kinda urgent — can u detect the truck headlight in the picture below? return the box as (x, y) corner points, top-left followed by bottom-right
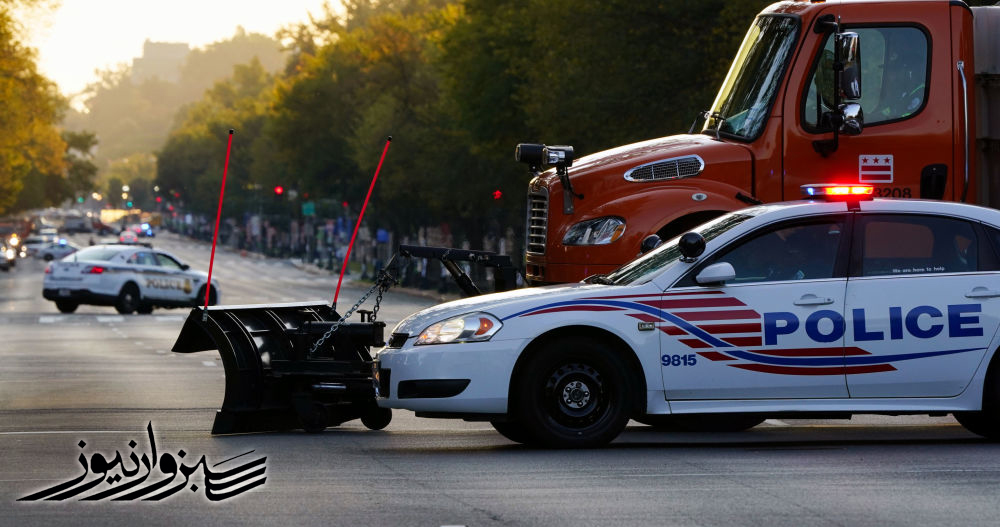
(416, 313), (502, 345)
(562, 217), (626, 245)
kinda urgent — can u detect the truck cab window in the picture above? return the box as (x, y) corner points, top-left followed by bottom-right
(803, 26), (927, 130)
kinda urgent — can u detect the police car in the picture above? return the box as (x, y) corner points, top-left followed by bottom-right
(42, 244), (220, 314)
(376, 185), (1000, 447)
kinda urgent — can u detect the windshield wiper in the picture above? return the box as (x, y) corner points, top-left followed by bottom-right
(583, 274), (613, 285)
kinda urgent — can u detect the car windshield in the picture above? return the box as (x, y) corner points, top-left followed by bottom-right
(703, 15), (799, 140)
(71, 246), (123, 261)
(604, 212), (758, 285)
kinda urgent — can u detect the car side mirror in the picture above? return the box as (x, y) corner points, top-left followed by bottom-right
(180, 264), (190, 271)
(838, 32), (861, 100)
(695, 262), (735, 285)
(640, 234), (662, 254)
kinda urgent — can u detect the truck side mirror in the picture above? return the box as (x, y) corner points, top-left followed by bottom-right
(839, 102), (864, 136)
(838, 32), (861, 100)
(696, 262), (735, 285)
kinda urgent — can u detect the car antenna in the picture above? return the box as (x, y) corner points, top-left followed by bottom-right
(332, 136), (392, 311)
(203, 129), (234, 322)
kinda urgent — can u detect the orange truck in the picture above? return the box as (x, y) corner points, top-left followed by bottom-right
(521, 0), (1000, 285)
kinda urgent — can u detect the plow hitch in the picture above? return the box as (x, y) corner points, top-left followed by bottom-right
(172, 301), (391, 434)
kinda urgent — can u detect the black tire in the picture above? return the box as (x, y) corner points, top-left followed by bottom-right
(195, 285), (218, 307)
(513, 336), (635, 448)
(115, 283), (140, 314)
(955, 357), (1000, 440)
(299, 403), (329, 433)
(136, 304), (154, 315)
(361, 407), (392, 430)
(55, 300), (78, 314)
(490, 420), (536, 444)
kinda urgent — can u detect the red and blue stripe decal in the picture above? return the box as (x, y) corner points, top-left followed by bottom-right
(504, 292), (982, 376)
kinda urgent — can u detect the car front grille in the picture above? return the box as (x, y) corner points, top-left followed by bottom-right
(624, 155), (705, 182)
(526, 189), (549, 255)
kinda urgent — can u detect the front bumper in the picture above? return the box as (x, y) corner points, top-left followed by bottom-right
(375, 337), (526, 414)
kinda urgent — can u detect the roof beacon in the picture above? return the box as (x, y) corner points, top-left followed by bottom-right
(800, 183), (874, 200)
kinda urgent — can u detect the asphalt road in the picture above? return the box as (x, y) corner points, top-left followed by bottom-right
(3, 232), (1000, 526)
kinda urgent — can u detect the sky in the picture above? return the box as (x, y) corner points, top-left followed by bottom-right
(22, 0), (331, 101)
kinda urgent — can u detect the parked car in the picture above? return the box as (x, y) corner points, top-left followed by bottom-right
(36, 241), (80, 261)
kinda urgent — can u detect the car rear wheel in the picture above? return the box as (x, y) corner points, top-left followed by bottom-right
(513, 337), (634, 448)
(115, 284), (140, 314)
(55, 300), (78, 314)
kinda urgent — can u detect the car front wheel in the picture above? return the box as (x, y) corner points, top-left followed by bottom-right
(513, 337), (634, 448)
(55, 300), (78, 314)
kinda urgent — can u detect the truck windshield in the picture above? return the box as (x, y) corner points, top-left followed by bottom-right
(604, 212), (756, 285)
(704, 15), (799, 141)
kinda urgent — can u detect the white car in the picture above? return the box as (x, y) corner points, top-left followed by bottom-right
(377, 186), (1000, 447)
(43, 244), (220, 314)
(21, 235), (54, 257)
(36, 241), (80, 261)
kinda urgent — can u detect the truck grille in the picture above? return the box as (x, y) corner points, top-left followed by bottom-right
(623, 155), (705, 182)
(526, 189), (549, 254)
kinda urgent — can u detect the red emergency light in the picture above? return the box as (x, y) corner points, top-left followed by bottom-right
(801, 183), (874, 200)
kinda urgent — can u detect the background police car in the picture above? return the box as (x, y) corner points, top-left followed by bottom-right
(377, 193), (1000, 447)
(42, 244), (219, 314)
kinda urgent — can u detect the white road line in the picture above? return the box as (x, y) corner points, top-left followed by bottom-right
(155, 350), (166, 354)
(38, 316), (65, 324)
(202, 361), (217, 367)
(97, 316), (124, 323)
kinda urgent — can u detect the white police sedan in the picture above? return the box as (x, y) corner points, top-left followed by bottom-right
(43, 244), (220, 314)
(377, 185), (1000, 447)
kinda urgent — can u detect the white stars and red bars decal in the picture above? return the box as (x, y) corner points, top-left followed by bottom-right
(859, 154), (893, 183)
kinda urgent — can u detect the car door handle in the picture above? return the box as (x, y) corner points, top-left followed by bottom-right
(793, 294), (834, 306)
(965, 287), (1000, 299)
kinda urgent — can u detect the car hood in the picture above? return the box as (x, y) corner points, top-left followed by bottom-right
(392, 282), (627, 336)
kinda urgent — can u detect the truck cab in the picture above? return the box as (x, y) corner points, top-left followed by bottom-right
(525, 0), (995, 285)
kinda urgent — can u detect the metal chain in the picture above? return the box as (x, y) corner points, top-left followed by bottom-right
(308, 270), (395, 356)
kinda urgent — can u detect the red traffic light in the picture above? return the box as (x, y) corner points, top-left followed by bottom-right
(493, 190), (503, 200)
(155, 196), (162, 203)
(274, 185), (284, 196)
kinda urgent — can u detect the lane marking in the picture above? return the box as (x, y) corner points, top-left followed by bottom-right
(202, 361), (217, 367)
(97, 316), (124, 323)
(38, 316), (65, 324)
(156, 350), (166, 354)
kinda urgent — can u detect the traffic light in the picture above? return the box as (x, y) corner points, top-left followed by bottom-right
(76, 196), (85, 203)
(155, 196), (162, 203)
(493, 190), (503, 200)
(274, 185), (284, 196)
(126, 201), (133, 208)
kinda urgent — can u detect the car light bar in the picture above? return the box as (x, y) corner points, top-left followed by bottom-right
(801, 183), (874, 199)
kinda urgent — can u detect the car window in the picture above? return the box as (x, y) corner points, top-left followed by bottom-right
(73, 246), (124, 261)
(155, 253), (183, 270)
(683, 217), (847, 285)
(856, 215), (977, 276)
(803, 26), (927, 130)
(127, 251), (158, 266)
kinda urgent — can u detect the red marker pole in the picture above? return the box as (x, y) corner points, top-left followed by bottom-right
(203, 129), (234, 317)
(333, 136), (392, 307)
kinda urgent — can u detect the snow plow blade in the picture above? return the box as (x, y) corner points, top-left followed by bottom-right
(172, 301), (390, 434)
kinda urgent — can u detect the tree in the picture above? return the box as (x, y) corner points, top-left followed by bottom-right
(0, 2), (66, 213)
(63, 130), (98, 195)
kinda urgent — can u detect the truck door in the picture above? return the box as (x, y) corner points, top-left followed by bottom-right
(661, 216), (850, 400)
(782, 4), (954, 201)
(844, 213), (1000, 398)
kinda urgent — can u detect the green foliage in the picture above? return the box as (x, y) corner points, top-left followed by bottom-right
(0, 3), (66, 213)
(154, 0), (779, 247)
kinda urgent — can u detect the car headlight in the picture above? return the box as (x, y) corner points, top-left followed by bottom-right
(562, 216), (626, 245)
(415, 312), (502, 345)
